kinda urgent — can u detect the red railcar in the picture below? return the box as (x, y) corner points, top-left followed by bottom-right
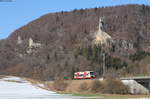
(74, 71), (96, 79)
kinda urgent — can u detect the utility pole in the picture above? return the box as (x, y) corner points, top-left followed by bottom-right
(102, 51), (105, 78)
(99, 17), (106, 78)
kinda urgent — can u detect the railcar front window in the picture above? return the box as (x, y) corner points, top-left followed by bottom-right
(90, 72), (95, 76)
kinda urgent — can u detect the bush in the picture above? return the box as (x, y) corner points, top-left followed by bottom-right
(129, 51), (150, 62)
(89, 79), (129, 94)
(91, 80), (103, 93)
(102, 78), (129, 94)
(79, 82), (89, 92)
(53, 80), (68, 91)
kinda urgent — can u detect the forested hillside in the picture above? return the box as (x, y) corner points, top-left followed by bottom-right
(0, 4), (150, 80)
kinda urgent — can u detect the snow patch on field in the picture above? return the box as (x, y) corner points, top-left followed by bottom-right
(0, 76), (61, 99)
(0, 76), (27, 83)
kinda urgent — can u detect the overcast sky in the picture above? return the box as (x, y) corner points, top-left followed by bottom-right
(0, 0), (149, 39)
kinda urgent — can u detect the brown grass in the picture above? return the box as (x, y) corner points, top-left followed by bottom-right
(0, 75), (7, 79)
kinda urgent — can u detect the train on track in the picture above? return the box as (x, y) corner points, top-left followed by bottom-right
(74, 71), (96, 79)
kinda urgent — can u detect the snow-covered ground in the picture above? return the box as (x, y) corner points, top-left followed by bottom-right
(0, 76), (76, 99)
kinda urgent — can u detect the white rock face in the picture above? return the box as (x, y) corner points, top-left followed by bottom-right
(94, 29), (112, 45)
(29, 38), (41, 48)
(17, 36), (23, 44)
(93, 18), (113, 45)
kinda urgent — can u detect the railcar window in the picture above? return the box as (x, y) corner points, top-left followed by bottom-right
(79, 74), (84, 76)
(86, 73), (89, 76)
(90, 72), (95, 75)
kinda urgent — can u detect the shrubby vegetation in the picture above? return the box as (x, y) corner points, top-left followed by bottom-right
(79, 79), (129, 94)
(129, 51), (150, 62)
(52, 79), (129, 94)
(102, 79), (129, 94)
(90, 80), (103, 93)
(79, 82), (89, 92)
(53, 80), (69, 91)
(77, 45), (127, 70)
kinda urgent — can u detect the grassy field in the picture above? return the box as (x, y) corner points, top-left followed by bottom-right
(73, 93), (150, 99)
